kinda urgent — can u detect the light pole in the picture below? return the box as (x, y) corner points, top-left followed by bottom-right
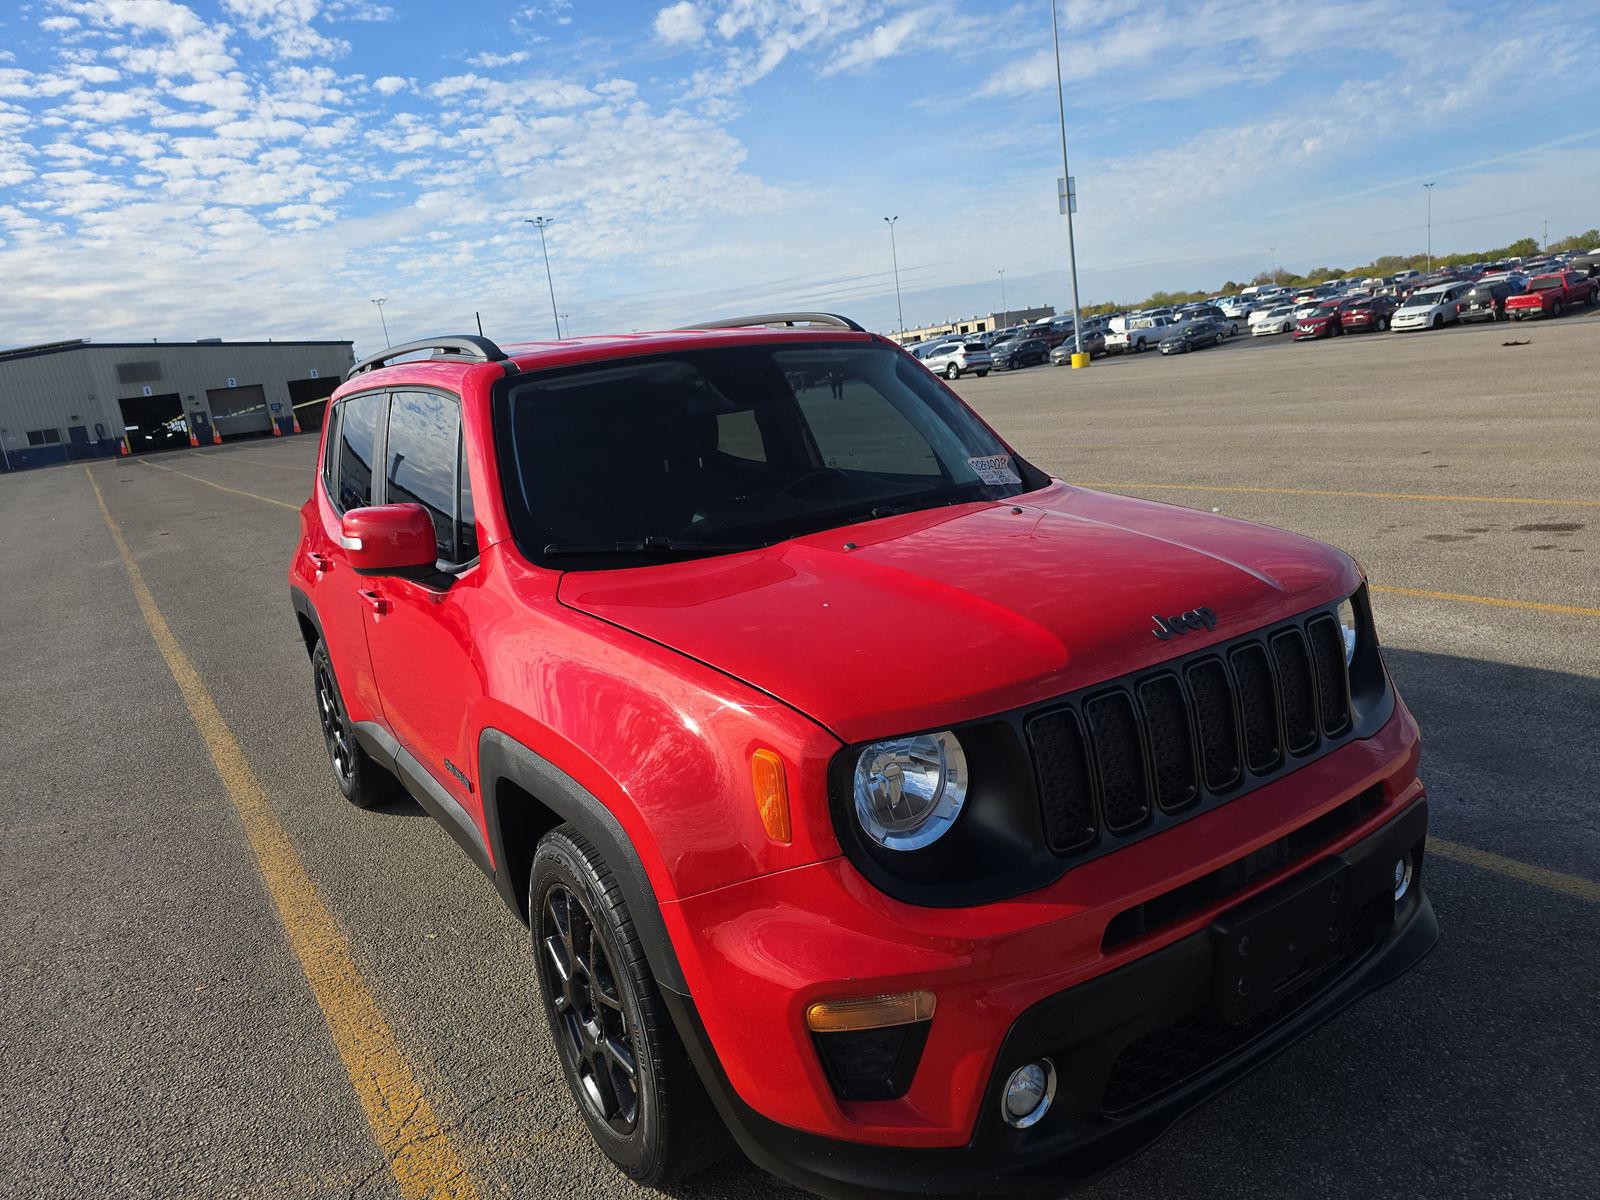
(884, 216), (905, 338)
(1423, 182), (1434, 272)
(371, 298), (390, 347)
(1270, 246), (1277, 285)
(561, 313), (571, 339)
(525, 217), (561, 339)
(1543, 220), (1549, 252)
(1050, 0), (1084, 360)
(998, 269), (1008, 329)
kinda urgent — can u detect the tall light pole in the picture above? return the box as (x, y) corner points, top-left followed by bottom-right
(371, 298), (390, 348)
(1542, 220), (1549, 252)
(525, 217), (561, 339)
(884, 216), (905, 338)
(1423, 182), (1434, 272)
(1050, 0), (1084, 359)
(1270, 246), (1278, 285)
(561, 313), (571, 339)
(998, 269), (1008, 329)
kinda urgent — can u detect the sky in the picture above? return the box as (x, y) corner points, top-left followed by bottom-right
(2, 0), (1599, 355)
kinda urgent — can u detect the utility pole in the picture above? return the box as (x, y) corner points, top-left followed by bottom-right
(1543, 220), (1549, 252)
(998, 269), (1007, 329)
(1050, 0), (1084, 361)
(371, 298), (390, 347)
(884, 216), (905, 338)
(525, 217), (561, 339)
(1423, 183), (1434, 272)
(1270, 247), (1277, 285)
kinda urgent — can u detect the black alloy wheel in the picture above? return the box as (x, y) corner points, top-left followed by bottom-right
(542, 881), (640, 1134)
(315, 660), (354, 786)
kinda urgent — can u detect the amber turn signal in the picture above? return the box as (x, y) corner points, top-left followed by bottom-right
(751, 748), (791, 844)
(805, 990), (937, 1033)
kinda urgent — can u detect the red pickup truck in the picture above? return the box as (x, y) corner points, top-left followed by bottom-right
(1505, 271), (1597, 319)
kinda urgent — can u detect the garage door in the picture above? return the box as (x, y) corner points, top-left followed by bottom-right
(206, 384), (272, 436)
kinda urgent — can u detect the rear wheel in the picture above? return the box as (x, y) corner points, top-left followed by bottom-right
(1550, 300), (1563, 318)
(311, 640), (398, 809)
(1379, 316), (1390, 331)
(976, 370), (989, 377)
(531, 827), (727, 1186)
(945, 363), (960, 380)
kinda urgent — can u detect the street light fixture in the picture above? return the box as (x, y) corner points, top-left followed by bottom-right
(371, 298), (390, 348)
(884, 216), (905, 338)
(1050, 0), (1085, 361)
(525, 217), (562, 339)
(1423, 183), (1434, 272)
(998, 269), (1008, 329)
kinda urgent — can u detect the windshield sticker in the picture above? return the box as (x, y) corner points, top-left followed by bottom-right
(968, 454), (1021, 486)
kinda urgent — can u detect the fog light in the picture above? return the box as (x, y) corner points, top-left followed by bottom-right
(1394, 852), (1413, 901)
(1001, 1060), (1056, 1129)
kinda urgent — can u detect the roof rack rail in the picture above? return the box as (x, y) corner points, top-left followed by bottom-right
(679, 312), (866, 333)
(346, 334), (507, 380)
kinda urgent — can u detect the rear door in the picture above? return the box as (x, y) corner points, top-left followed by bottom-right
(360, 388), (488, 833)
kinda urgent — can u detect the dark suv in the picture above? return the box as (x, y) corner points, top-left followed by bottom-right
(289, 314), (1435, 1199)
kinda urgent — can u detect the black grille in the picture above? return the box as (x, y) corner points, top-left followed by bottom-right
(1187, 658), (1242, 793)
(1026, 607), (1361, 861)
(1138, 674), (1198, 814)
(1029, 708), (1097, 853)
(812, 1022), (931, 1101)
(1271, 629), (1319, 755)
(1306, 615), (1353, 736)
(1229, 643), (1282, 773)
(1084, 692), (1150, 834)
(1101, 893), (1391, 1115)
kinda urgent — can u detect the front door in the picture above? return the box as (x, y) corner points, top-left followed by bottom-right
(361, 389), (486, 830)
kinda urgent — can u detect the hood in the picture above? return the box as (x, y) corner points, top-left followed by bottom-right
(557, 483), (1359, 744)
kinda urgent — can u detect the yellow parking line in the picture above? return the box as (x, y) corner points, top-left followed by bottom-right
(1370, 584), (1600, 619)
(1429, 838), (1600, 904)
(138, 457), (300, 510)
(189, 450), (313, 472)
(86, 468), (482, 1200)
(1074, 481), (1600, 508)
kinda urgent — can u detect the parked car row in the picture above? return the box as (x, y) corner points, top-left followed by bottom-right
(900, 248), (1599, 377)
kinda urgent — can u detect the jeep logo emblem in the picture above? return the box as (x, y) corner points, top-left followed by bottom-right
(1152, 607), (1218, 640)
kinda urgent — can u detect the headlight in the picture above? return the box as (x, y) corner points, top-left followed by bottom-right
(853, 731), (968, 851)
(1336, 596), (1358, 664)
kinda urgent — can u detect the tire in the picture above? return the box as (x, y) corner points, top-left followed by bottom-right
(1133, 339), (1145, 353)
(1550, 300), (1563, 319)
(945, 363), (960, 380)
(1431, 314), (1442, 329)
(1379, 316), (1390, 331)
(976, 370), (989, 377)
(311, 639), (399, 808)
(531, 826), (727, 1187)
(1214, 333), (1225, 346)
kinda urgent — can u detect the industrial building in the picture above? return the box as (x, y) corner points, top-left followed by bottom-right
(892, 305), (1057, 347)
(0, 338), (354, 471)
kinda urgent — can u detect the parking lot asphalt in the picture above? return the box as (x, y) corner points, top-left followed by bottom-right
(2, 311), (1596, 1200)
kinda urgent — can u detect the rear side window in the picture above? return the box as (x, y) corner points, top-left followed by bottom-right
(383, 390), (460, 561)
(336, 392), (384, 512)
(321, 404), (341, 500)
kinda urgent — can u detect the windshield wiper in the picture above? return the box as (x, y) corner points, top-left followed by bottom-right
(543, 536), (765, 557)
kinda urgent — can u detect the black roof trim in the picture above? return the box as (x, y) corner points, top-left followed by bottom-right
(678, 312), (866, 333)
(0, 339), (354, 365)
(346, 335), (507, 380)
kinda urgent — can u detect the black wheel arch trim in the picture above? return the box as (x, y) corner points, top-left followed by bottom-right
(289, 585), (324, 657)
(478, 728), (689, 995)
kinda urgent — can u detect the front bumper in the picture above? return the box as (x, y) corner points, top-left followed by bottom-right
(660, 700), (1431, 1190)
(670, 795), (1434, 1200)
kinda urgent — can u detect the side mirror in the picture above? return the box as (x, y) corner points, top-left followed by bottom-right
(341, 504), (438, 577)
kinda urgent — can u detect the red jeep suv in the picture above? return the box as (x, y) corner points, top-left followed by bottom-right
(289, 314), (1436, 1198)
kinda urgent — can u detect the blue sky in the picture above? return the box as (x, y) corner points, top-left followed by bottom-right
(2, 0), (1598, 354)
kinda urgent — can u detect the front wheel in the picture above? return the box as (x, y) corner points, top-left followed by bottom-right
(976, 370), (989, 377)
(945, 363), (960, 380)
(531, 827), (727, 1187)
(1214, 333), (1225, 346)
(1431, 314), (1442, 329)
(311, 640), (399, 809)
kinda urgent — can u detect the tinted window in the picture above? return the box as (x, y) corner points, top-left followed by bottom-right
(336, 392), (383, 512)
(384, 390), (460, 560)
(321, 404), (341, 499)
(457, 431), (479, 562)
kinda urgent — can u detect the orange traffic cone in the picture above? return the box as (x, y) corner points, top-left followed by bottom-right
(188, 430), (199, 447)
(291, 411), (302, 434)
(212, 429), (222, 444)
(271, 418), (282, 436)
(119, 438), (130, 456)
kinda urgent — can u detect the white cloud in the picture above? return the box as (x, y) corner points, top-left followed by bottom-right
(467, 50), (529, 68)
(40, 16), (81, 32)
(372, 74), (409, 95)
(654, 2), (706, 44)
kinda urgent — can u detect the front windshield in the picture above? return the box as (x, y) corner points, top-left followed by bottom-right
(494, 342), (1047, 566)
(1311, 304), (1339, 316)
(1400, 292), (1444, 308)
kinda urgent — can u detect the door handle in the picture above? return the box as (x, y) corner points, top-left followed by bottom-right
(358, 588), (389, 616)
(307, 551), (333, 573)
